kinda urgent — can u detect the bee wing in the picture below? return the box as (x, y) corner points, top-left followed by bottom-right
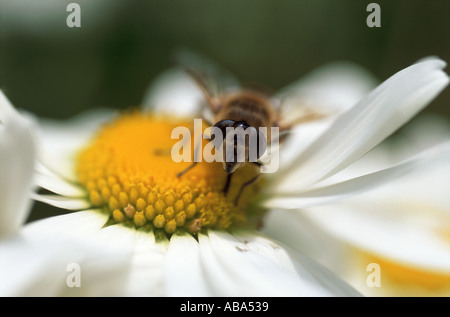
(275, 91), (329, 131)
(275, 62), (378, 130)
(142, 67), (206, 117)
(175, 49), (241, 114)
(274, 76), (325, 129)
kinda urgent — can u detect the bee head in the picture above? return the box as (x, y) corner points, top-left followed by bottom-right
(212, 120), (267, 174)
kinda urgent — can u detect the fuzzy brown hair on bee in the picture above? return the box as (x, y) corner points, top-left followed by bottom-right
(175, 51), (325, 205)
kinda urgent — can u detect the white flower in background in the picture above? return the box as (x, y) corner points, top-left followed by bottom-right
(0, 57), (449, 296)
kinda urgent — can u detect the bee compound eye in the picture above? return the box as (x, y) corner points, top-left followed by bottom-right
(212, 120), (235, 138)
(257, 130), (267, 159)
(244, 126), (266, 161)
(233, 121), (250, 129)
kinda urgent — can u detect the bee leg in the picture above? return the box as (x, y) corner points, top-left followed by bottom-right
(177, 161), (198, 178)
(234, 173), (262, 206)
(223, 173), (233, 194)
(177, 134), (202, 178)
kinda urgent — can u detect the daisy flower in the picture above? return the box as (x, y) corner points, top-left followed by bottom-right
(0, 57), (448, 296)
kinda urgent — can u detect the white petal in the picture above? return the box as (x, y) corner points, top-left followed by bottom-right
(275, 58), (449, 192)
(279, 243), (362, 297)
(367, 159), (450, 214)
(30, 193), (91, 210)
(302, 200), (450, 273)
(334, 116), (450, 212)
(120, 228), (166, 296)
(197, 230), (359, 296)
(0, 233), (75, 296)
(32, 218), (166, 296)
(142, 67), (204, 117)
(2, 209), (168, 296)
(35, 108), (116, 181)
(34, 171), (85, 197)
(0, 211), (131, 296)
(198, 231), (304, 296)
(38, 151), (79, 183)
(23, 209), (108, 238)
(0, 91), (36, 238)
(22, 213), (143, 296)
(300, 144), (450, 273)
(232, 231), (360, 296)
(315, 115), (450, 189)
(277, 119), (335, 171)
(164, 233), (210, 296)
(265, 141), (450, 209)
(261, 209), (351, 272)
(296, 117), (450, 275)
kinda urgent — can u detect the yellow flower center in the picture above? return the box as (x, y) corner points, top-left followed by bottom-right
(76, 112), (264, 238)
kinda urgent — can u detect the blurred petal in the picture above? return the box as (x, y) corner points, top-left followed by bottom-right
(34, 171), (85, 197)
(23, 209), (108, 237)
(298, 120), (450, 273)
(35, 108), (116, 181)
(3, 211), (171, 296)
(277, 61), (377, 117)
(302, 201), (450, 273)
(275, 58), (449, 192)
(25, 212), (167, 296)
(265, 141), (450, 209)
(142, 67), (204, 118)
(0, 91), (36, 238)
(0, 234), (79, 296)
(385, 114), (450, 161)
(0, 210), (132, 296)
(0, 90), (21, 121)
(30, 193), (91, 210)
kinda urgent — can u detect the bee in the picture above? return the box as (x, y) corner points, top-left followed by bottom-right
(175, 50), (324, 205)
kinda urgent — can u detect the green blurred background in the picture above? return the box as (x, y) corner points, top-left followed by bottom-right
(0, 0), (449, 221)
(1, 0), (449, 119)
